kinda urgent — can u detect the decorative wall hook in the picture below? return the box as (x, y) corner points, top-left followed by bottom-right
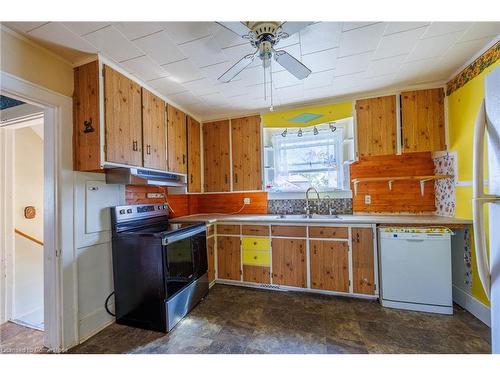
(83, 118), (95, 133)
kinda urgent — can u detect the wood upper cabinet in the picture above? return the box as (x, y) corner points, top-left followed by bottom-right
(203, 120), (231, 192)
(187, 116), (202, 192)
(401, 88), (446, 152)
(231, 115), (262, 191)
(103, 64), (143, 166)
(167, 105), (187, 174)
(217, 236), (241, 280)
(351, 228), (375, 295)
(310, 240), (349, 292)
(355, 95), (397, 157)
(142, 88), (167, 171)
(271, 238), (307, 288)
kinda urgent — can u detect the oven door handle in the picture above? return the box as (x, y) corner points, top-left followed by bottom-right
(162, 225), (206, 245)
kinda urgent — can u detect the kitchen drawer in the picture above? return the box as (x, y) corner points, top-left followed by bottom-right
(243, 265), (270, 284)
(217, 224), (240, 235)
(207, 225), (215, 237)
(242, 237), (270, 251)
(242, 225), (270, 236)
(309, 226), (348, 239)
(271, 225), (307, 237)
(242, 249), (270, 266)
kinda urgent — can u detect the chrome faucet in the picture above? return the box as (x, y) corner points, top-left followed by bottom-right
(323, 194), (335, 216)
(305, 187), (320, 218)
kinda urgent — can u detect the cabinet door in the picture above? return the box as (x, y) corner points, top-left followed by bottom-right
(271, 238), (306, 288)
(401, 88), (445, 152)
(103, 65), (143, 166)
(203, 120), (231, 192)
(356, 95), (396, 157)
(310, 240), (349, 292)
(351, 228), (375, 295)
(167, 105), (187, 174)
(142, 88), (166, 171)
(217, 236), (241, 280)
(207, 236), (215, 283)
(231, 115), (262, 191)
(187, 116), (202, 192)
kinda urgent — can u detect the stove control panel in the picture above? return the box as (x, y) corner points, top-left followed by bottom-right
(113, 203), (168, 223)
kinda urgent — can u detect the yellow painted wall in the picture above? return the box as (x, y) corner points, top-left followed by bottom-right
(448, 59), (499, 305)
(0, 28), (74, 97)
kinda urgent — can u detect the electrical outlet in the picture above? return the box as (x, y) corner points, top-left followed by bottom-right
(364, 195), (371, 205)
(243, 197), (251, 205)
(146, 193), (165, 199)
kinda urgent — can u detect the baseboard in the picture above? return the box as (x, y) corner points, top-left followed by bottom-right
(453, 285), (491, 327)
(77, 303), (115, 345)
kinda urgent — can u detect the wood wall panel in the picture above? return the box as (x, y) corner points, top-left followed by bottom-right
(350, 152), (436, 213)
(191, 192), (268, 214)
(125, 185), (167, 204)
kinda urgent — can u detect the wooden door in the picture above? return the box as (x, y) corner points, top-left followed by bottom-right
(231, 115), (262, 191)
(271, 238), (306, 288)
(351, 228), (375, 295)
(207, 236), (215, 283)
(203, 120), (231, 192)
(217, 236), (241, 280)
(401, 88), (445, 152)
(356, 95), (397, 157)
(103, 65), (143, 166)
(142, 88), (167, 171)
(167, 104), (187, 173)
(310, 240), (349, 292)
(187, 116), (202, 192)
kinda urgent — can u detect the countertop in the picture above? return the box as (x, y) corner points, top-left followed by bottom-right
(171, 213), (471, 226)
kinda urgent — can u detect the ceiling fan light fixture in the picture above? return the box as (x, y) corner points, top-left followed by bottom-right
(329, 122), (337, 133)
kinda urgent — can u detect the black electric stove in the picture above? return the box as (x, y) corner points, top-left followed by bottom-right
(110, 203), (208, 332)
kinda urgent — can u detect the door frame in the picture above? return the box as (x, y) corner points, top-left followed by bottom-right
(0, 71), (77, 351)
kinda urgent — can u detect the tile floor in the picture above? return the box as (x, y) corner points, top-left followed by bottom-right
(68, 285), (491, 354)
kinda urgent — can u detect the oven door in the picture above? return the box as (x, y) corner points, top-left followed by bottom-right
(163, 225), (207, 300)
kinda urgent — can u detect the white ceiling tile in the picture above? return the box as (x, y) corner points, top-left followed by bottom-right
(342, 22), (381, 32)
(272, 69), (304, 89)
(3, 22), (48, 33)
(212, 23), (248, 49)
(302, 47), (339, 73)
(276, 84), (304, 100)
(200, 92), (230, 106)
(161, 59), (204, 83)
(27, 23), (96, 53)
(120, 55), (169, 82)
(222, 43), (259, 67)
(300, 22), (342, 55)
(113, 22), (163, 40)
(422, 22), (470, 39)
(384, 22), (430, 35)
(362, 74), (398, 90)
(364, 54), (407, 78)
(302, 69), (335, 90)
(134, 31), (186, 65)
(148, 77), (187, 95)
(62, 22), (111, 36)
(396, 58), (434, 82)
(275, 32), (300, 48)
(215, 80), (250, 97)
(338, 23), (387, 57)
(332, 73), (362, 90)
(200, 61), (234, 82)
(84, 25), (143, 62)
(335, 52), (373, 76)
(237, 65), (266, 86)
(372, 27), (427, 60)
(162, 22), (215, 45)
(406, 31), (464, 62)
(178, 35), (228, 68)
(459, 22), (500, 42)
(183, 78), (219, 96)
(169, 91), (202, 108)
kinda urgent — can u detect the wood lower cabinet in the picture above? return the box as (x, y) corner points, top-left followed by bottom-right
(167, 105), (187, 174)
(310, 240), (349, 292)
(351, 228), (375, 294)
(217, 236), (241, 281)
(103, 64), (143, 166)
(231, 115), (262, 191)
(187, 116), (201, 192)
(203, 120), (231, 192)
(207, 236), (215, 283)
(271, 238), (307, 288)
(142, 88), (166, 170)
(243, 265), (270, 284)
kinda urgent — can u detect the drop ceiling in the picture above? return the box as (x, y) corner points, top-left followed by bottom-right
(3, 21), (499, 120)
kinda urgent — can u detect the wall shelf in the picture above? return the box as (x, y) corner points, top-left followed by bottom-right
(351, 175), (453, 196)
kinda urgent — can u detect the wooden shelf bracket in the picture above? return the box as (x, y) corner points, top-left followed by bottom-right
(351, 175), (453, 196)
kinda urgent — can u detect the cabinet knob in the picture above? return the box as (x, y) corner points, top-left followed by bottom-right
(83, 118), (94, 133)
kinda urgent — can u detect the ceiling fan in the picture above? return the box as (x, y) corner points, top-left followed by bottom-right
(217, 21), (313, 83)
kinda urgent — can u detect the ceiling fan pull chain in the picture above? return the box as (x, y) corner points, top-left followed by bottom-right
(263, 58), (267, 101)
(270, 58), (274, 111)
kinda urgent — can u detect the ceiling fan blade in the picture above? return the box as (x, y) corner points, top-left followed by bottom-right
(218, 52), (256, 83)
(216, 22), (252, 36)
(274, 50), (312, 80)
(279, 22), (313, 37)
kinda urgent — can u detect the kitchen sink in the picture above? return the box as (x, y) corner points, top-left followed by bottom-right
(275, 214), (342, 220)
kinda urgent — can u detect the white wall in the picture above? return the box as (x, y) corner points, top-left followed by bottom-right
(13, 125), (44, 321)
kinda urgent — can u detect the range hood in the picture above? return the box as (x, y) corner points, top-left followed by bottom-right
(106, 168), (186, 187)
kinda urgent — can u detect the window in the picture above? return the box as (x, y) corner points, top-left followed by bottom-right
(263, 120), (354, 193)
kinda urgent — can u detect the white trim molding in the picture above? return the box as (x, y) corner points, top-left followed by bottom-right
(453, 285), (491, 327)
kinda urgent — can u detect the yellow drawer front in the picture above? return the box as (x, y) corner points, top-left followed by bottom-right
(242, 250), (270, 266)
(242, 237), (270, 251)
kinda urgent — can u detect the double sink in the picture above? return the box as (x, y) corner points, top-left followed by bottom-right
(274, 214), (343, 220)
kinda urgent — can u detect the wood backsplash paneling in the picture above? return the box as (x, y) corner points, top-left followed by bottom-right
(350, 152), (436, 213)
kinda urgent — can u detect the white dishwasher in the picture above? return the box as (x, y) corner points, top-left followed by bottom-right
(379, 227), (453, 315)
